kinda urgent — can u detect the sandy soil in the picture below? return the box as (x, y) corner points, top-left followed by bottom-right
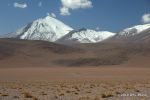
(0, 67), (150, 100)
(0, 67), (150, 81)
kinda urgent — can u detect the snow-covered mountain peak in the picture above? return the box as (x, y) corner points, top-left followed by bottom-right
(118, 24), (150, 37)
(5, 15), (73, 42)
(57, 29), (115, 44)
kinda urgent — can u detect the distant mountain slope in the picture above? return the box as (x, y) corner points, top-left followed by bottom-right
(115, 24), (150, 38)
(57, 28), (115, 44)
(4, 16), (73, 42)
(105, 24), (150, 43)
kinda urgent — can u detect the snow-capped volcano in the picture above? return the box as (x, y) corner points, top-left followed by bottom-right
(116, 24), (150, 38)
(57, 28), (115, 44)
(5, 15), (73, 42)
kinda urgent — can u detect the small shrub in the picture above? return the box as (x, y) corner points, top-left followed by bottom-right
(1, 93), (9, 97)
(74, 92), (79, 95)
(23, 92), (33, 98)
(101, 91), (114, 98)
(59, 93), (65, 96)
(66, 90), (71, 93)
(32, 96), (38, 100)
(53, 95), (58, 99)
(135, 89), (140, 92)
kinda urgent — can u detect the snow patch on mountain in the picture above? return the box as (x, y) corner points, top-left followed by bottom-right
(117, 24), (150, 37)
(57, 28), (115, 44)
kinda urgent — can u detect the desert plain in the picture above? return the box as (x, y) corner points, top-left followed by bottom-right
(0, 66), (150, 100)
(0, 39), (150, 100)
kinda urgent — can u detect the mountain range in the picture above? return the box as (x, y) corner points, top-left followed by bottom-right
(3, 15), (150, 44)
(0, 15), (150, 67)
(2, 16), (115, 44)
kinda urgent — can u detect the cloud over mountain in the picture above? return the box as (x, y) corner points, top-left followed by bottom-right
(60, 0), (92, 16)
(142, 13), (150, 23)
(13, 2), (27, 9)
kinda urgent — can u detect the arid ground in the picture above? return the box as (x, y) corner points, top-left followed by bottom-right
(0, 67), (150, 100)
(0, 39), (150, 100)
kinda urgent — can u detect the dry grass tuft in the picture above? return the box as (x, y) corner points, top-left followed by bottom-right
(79, 95), (90, 100)
(59, 92), (65, 96)
(101, 91), (115, 98)
(1, 93), (9, 97)
(23, 92), (33, 98)
(66, 90), (71, 93)
(23, 92), (38, 100)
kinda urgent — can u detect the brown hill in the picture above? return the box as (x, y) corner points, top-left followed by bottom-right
(0, 38), (150, 67)
(0, 38), (84, 67)
(57, 42), (150, 67)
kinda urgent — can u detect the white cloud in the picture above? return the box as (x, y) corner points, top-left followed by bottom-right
(38, 1), (42, 7)
(47, 13), (56, 18)
(14, 2), (27, 9)
(60, 0), (93, 16)
(60, 7), (70, 16)
(142, 14), (150, 23)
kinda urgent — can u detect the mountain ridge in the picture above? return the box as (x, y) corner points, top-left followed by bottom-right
(3, 16), (116, 44)
(2, 15), (150, 44)
(56, 28), (115, 44)
(115, 23), (150, 38)
(4, 15), (73, 42)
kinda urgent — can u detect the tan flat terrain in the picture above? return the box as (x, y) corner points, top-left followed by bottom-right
(0, 67), (150, 100)
(0, 67), (150, 81)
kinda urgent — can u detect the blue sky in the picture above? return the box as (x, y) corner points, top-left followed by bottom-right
(0, 0), (150, 35)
